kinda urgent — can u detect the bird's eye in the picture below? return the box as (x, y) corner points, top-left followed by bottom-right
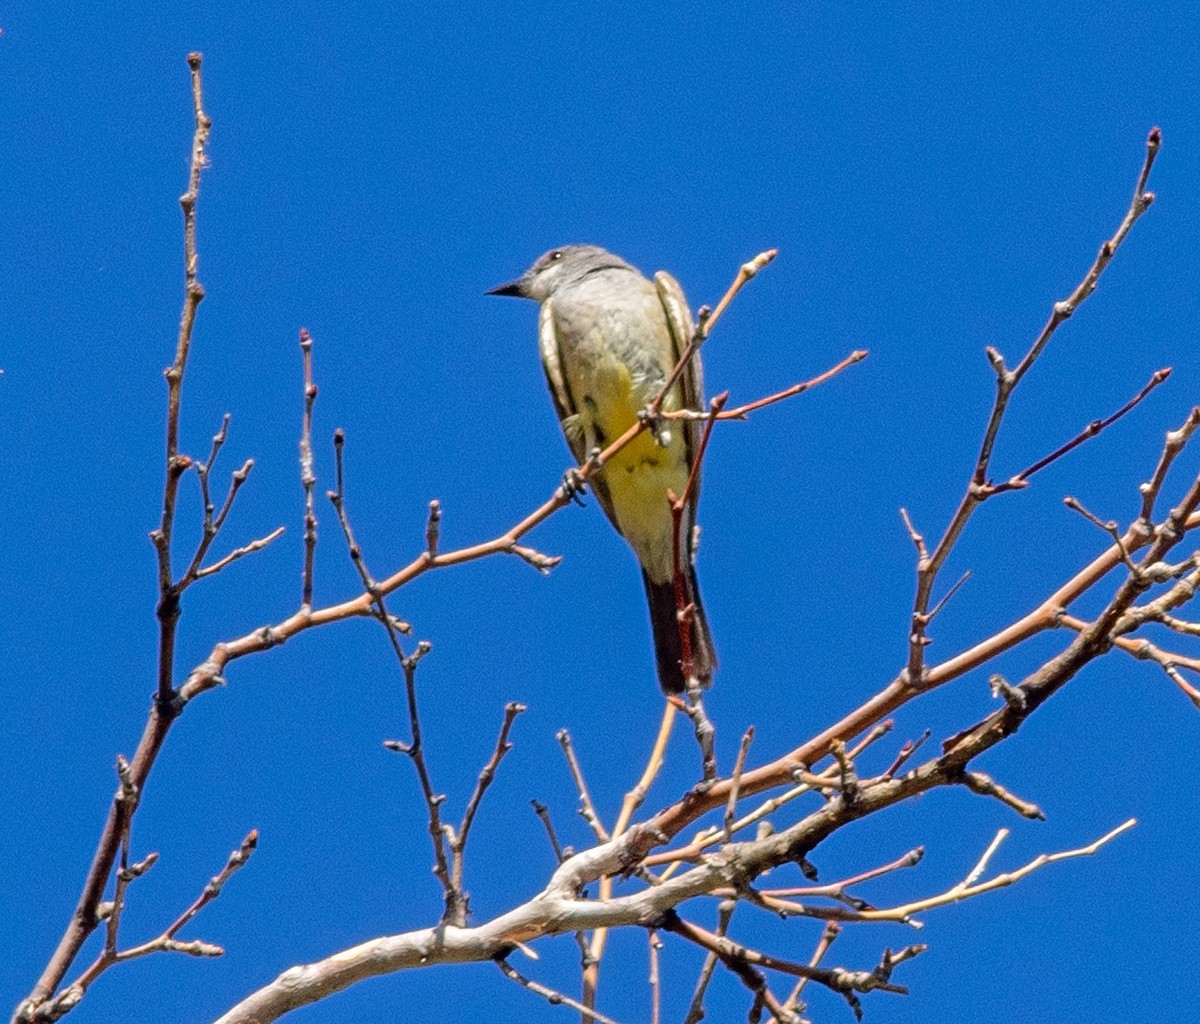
(550, 250), (563, 261)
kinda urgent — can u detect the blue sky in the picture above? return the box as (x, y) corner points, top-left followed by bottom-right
(2, 3), (1198, 1023)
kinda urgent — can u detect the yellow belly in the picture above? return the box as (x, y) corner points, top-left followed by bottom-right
(577, 359), (688, 583)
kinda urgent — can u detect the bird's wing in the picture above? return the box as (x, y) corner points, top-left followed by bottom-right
(538, 300), (584, 461)
(539, 298), (620, 525)
(654, 270), (703, 541)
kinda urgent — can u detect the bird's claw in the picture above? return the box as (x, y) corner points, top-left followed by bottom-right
(561, 467), (589, 507)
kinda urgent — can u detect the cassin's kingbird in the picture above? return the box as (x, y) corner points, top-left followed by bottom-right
(489, 244), (716, 694)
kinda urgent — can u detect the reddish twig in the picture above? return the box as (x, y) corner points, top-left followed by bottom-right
(983, 367), (1171, 496)
(663, 349), (868, 422)
(883, 730), (931, 780)
(903, 128), (1161, 689)
(18, 55), (214, 1020)
(651, 249), (778, 416)
(669, 392), (727, 778)
(43, 830), (256, 1022)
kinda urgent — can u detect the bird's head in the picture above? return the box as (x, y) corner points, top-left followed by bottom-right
(487, 244), (633, 302)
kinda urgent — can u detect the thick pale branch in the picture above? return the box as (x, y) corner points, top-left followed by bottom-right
(208, 585), (1159, 1024)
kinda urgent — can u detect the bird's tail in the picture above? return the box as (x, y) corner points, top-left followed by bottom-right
(642, 567), (717, 695)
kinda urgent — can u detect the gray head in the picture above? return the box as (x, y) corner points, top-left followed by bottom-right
(487, 245), (637, 302)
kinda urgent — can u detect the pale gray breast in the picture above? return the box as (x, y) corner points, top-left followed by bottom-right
(552, 268), (673, 396)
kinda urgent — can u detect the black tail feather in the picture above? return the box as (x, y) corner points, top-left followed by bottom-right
(642, 567), (717, 695)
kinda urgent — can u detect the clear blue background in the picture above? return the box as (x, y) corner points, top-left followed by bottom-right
(2, 3), (1197, 1023)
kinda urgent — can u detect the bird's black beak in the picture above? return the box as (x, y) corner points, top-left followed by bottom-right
(486, 278), (527, 297)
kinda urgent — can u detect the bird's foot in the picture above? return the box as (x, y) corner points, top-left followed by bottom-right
(560, 466), (589, 507)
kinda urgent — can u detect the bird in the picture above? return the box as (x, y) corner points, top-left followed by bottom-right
(488, 244), (716, 694)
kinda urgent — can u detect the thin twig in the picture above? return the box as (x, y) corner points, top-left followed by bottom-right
(651, 249), (778, 416)
(178, 414), (231, 584)
(883, 730), (931, 780)
(984, 367), (1171, 495)
(898, 508), (928, 561)
(1139, 406), (1200, 524)
(18, 55), (214, 1018)
(195, 526), (286, 578)
(49, 829), (255, 1019)
(927, 571), (972, 624)
(903, 128), (1161, 689)
(724, 727), (756, 843)
(647, 930), (661, 1024)
(961, 770), (1045, 819)
(663, 350), (868, 422)
(531, 801), (566, 864)
(299, 329), (318, 608)
(784, 922), (841, 1012)
(670, 391), (726, 777)
(1059, 612), (1200, 709)
(424, 499), (441, 559)
(1063, 496), (1137, 572)
(1154, 612), (1200, 638)
(496, 958), (626, 1024)
(855, 819), (1136, 922)
(583, 701), (676, 1019)
(557, 729), (609, 844)
(763, 847), (925, 901)
(663, 911), (922, 1016)
(156, 830), (258, 943)
(450, 703), (526, 897)
(326, 431), (458, 922)
(683, 901), (736, 1024)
